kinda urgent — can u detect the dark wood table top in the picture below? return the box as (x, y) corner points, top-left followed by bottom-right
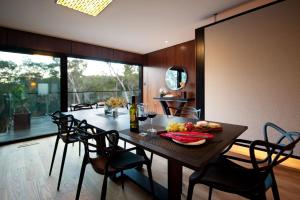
(65, 108), (248, 170)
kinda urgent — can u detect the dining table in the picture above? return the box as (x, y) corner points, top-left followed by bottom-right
(64, 108), (248, 200)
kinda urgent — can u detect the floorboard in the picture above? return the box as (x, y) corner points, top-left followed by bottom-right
(0, 137), (299, 200)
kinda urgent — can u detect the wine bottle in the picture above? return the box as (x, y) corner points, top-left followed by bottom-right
(130, 96), (139, 132)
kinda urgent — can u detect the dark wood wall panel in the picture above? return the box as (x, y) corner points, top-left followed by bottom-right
(113, 49), (144, 65)
(71, 42), (144, 64)
(144, 40), (195, 114)
(6, 29), (37, 49)
(0, 27), (6, 45)
(6, 29), (71, 54)
(144, 50), (166, 113)
(195, 28), (205, 119)
(1, 27), (144, 65)
(35, 34), (71, 54)
(71, 41), (114, 60)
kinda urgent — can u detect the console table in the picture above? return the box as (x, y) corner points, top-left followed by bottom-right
(153, 97), (195, 115)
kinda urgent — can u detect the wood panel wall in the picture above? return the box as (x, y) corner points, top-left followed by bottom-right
(0, 27), (144, 65)
(0, 27), (7, 46)
(144, 40), (195, 114)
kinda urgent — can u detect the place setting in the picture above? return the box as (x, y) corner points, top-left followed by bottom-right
(137, 104), (158, 137)
(97, 97), (129, 118)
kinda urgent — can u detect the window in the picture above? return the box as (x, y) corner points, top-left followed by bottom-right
(67, 57), (140, 107)
(0, 51), (60, 141)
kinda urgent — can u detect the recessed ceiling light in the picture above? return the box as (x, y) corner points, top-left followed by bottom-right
(56, 0), (112, 16)
(165, 41), (169, 44)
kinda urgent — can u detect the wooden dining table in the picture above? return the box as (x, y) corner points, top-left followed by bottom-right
(65, 108), (248, 200)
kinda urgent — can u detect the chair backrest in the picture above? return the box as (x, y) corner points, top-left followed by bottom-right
(76, 120), (119, 159)
(175, 107), (201, 119)
(50, 111), (63, 130)
(50, 111), (76, 138)
(249, 122), (300, 172)
(50, 110), (62, 121)
(72, 103), (94, 111)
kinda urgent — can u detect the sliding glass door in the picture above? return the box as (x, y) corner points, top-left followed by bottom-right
(0, 52), (142, 143)
(67, 57), (140, 108)
(0, 51), (60, 142)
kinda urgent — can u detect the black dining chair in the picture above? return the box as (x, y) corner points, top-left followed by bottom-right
(187, 122), (300, 200)
(71, 103), (95, 111)
(75, 120), (155, 200)
(49, 111), (83, 190)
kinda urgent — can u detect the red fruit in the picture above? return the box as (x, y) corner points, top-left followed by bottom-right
(184, 122), (194, 131)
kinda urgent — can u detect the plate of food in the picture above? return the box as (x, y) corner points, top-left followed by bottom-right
(160, 131), (214, 146)
(165, 121), (222, 133)
(193, 121), (223, 132)
(172, 138), (206, 146)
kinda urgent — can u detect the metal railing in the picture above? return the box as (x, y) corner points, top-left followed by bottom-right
(67, 90), (140, 105)
(1, 90), (140, 118)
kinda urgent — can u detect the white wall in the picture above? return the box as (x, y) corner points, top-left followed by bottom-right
(205, 0), (300, 155)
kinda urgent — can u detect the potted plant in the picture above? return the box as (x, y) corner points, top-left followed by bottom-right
(12, 84), (31, 130)
(0, 94), (9, 133)
(104, 97), (127, 117)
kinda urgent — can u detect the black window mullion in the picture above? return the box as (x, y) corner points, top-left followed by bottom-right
(60, 56), (68, 112)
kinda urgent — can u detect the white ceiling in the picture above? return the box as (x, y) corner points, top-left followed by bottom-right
(0, 0), (249, 54)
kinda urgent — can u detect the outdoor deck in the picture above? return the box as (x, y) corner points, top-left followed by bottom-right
(0, 116), (56, 144)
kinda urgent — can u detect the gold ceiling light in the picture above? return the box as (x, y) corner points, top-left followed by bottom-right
(56, 0), (112, 16)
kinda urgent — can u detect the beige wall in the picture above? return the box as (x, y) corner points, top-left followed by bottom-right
(205, 0), (300, 155)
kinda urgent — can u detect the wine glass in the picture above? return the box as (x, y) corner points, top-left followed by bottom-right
(138, 103), (148, 136)
(146, 107), (157, 133)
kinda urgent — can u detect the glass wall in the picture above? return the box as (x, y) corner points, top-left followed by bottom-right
(67, 57), (140, 107)
(0, 52), (142, 143)
(0, 51), (60, 141)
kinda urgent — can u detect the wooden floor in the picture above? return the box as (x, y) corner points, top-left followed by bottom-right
(0, 137), (299, 200)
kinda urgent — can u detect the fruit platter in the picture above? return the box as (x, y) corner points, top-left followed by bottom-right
(166, 121), (222, 132)
(159, 121), (222, 146)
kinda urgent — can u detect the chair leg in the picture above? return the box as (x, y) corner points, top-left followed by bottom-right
(79, 141), (81, 157)
(121, 171), (125, 190)
(208, 186), (213, 200)
(75, 156), (88, 200)
(124, 141), (126, 149)
(57, 143), (68, 191)
(150, 153), (154, 166)
(251, 193), (266, 200)
(187, 181), (195, 200)
(146, 163), (155, 196)
(49, 135), (59, 176)
(101, 174), (108, 200)
(271, 172), (280, 200)
(272, 185), (280, 200)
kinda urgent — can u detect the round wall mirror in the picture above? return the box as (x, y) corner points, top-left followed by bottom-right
(165, 66), (188, 90)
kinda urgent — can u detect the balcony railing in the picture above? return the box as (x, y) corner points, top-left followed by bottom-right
(1, 90), (140, 118)
(67, 90), (141, 106)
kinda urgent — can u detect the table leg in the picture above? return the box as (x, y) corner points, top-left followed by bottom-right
(168, 159), (182, 200)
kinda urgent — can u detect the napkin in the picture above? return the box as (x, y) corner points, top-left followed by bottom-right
(160, 131), (214, 143)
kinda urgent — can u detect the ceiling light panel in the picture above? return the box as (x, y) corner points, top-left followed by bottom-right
(56, 0), (112, 16)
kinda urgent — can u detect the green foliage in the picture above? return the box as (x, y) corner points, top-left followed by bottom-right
(0, 53), (139, 115)
(0, 56), (60, 114)
(68, 60), (139, 93)
(123, 64), (139, 91)
(0, 60), (19, 83)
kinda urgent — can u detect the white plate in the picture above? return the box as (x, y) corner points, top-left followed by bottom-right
(172, 138), (206, 146)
